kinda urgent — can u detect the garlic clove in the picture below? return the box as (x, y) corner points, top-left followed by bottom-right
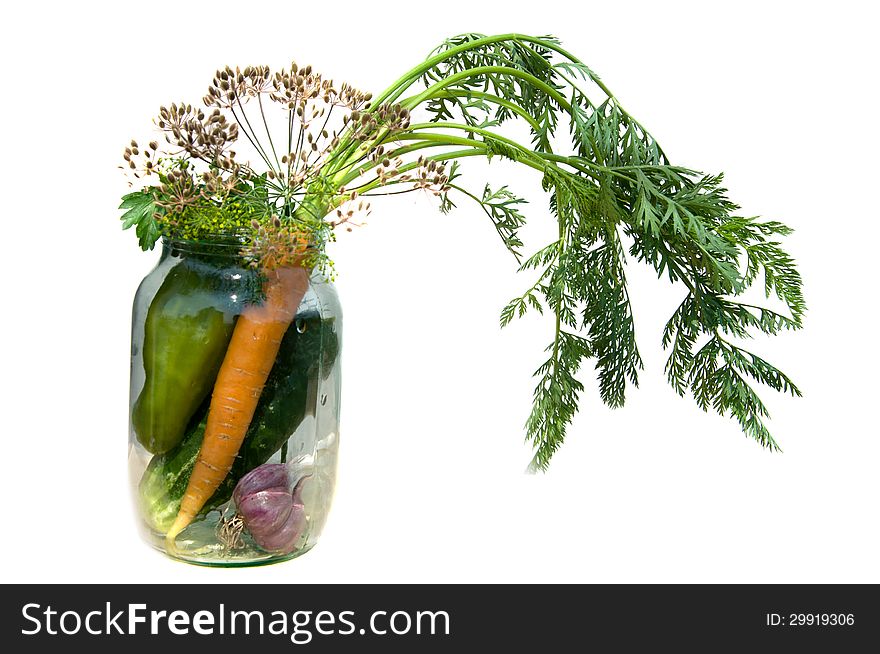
(233, 464), (290, 507)
(253, 503), (307, 554)
(237, 490), (293, 540)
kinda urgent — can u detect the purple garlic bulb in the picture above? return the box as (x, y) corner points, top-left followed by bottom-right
(233, 461), (311, 555)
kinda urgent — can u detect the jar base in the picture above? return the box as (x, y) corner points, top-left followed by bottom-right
(141, 516), (315, 568)
(148, 539), (316, 568)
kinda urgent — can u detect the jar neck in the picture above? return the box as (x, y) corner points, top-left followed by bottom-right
(161, 235), (248, 264)
(160, 236), (330, 284)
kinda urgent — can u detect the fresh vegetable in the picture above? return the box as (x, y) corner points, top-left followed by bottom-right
(233, 461), (311, 554)
(132, 259), (237, 453)
(123, 33), (804, 471)
(166, 263), (310, 542)
(138, 408), (206, 532)
(224, 309), (338, 478)
(138, 309), (337, 533)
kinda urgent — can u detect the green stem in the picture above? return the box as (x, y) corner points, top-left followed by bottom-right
(401, 66), (570, 113)
(400, 124), (588, 182)
(446, 182), (527, 264)
(370, 32), (613, 109)
(371, 34), (529, 105)
(258, 94), (282, 171)
(406, 121), (538, 150)
(325, 37), (572, 177)
(512, 36), (620, 105)
(422, 90), (544, 133)
(401, 123), (614, 183)
(304, 34), (646, 227)
(319, 32), (638, 209)
(233, 99), (276, 173)
(230, 105), (275, 173)
(346, 148), (486, 196)
(332, 131), (489, 189)
(337, 139), (469, 188)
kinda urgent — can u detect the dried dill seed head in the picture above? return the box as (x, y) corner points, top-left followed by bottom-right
(410, 159), (452, 196)
(262, 62), (371, 120)
(121, 138), (161, 180)
(203, 64), (272, 108)
(348, 102), (416, 143)
(154, 167), (199, 214)
(243, 217), (313, 270)
(155, 102), (239, 164)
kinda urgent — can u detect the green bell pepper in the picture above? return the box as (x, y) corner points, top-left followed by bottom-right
(132, 259), (242, 454)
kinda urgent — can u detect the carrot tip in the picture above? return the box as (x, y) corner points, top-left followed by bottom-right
(165, 516), (190, 545)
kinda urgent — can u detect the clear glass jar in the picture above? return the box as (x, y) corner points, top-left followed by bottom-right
(129, 237), (341, 566)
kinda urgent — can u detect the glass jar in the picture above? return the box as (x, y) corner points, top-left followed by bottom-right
(129, 237), (341, 566)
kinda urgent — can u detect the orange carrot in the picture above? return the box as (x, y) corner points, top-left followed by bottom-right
(165, 265), (310, 542)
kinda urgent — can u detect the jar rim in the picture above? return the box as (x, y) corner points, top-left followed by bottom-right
(161, 233), (249, 257)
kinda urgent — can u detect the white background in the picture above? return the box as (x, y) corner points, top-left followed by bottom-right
(1, 0), (877, 583)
